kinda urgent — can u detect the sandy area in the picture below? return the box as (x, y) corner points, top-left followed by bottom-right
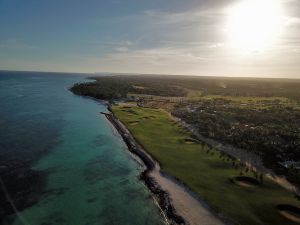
(279, 210), (300, 224)
(150, 164), (227, 225)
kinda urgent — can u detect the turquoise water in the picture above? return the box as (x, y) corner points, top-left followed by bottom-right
(0, 71), (163, 225)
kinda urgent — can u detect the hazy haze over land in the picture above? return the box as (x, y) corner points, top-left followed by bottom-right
(0, 0), (299, 78)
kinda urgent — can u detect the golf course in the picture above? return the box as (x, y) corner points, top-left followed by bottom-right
(112, 105), (300, 225)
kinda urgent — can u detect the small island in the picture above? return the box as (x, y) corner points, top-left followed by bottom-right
(71, 74), (300, 225)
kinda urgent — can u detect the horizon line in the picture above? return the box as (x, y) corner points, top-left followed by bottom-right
(0, 69), (299, 80)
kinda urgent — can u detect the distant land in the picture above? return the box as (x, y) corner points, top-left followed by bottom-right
(1, 70), (300, 79)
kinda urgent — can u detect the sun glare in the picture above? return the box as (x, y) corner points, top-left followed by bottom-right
(226, 0), (284, 53)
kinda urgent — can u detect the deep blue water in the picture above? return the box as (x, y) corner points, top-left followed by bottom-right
(0, 71), (163, 225)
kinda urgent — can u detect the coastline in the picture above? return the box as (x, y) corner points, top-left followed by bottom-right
(101, 109), (227, 225)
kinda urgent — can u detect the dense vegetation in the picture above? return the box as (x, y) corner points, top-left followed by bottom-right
(70, 75), (188, 100)
(71, 75), (300, 101)
(70, 79), (131, 100)
(113, 105), (300, 225)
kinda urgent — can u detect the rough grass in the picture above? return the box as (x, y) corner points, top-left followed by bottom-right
(200, 95), (290, 102)
(184, 88), (292, 103)
(112, 105), (300, 225)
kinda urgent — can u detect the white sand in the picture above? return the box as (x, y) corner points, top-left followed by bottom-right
(150, 163), (227, 225)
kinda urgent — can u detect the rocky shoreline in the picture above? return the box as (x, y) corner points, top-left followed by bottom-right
(101, 110), (185, 225)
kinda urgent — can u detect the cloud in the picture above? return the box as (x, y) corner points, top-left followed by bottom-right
(0, 39), (36, 50)
(1, 0), (299, 78)
(82, 44), (230, 76)
(284, 16), (300, 27)
(92, 40), (133, 46)
(81, 0), (299, 77)
(93, 2), (230, 46)
(143, 8), (224, 26)
(115, 46), (129, 52)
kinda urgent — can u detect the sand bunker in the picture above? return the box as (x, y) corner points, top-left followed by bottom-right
(277, 204), (300, 224)
(231, 176), (260, 187)
(129, 121), (139, 125)
(184, 138), (198, 144)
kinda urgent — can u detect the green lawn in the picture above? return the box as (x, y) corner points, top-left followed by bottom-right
(112, 105), (300, 225)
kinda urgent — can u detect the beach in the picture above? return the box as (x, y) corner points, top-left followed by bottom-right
(102, 111), (227, 225)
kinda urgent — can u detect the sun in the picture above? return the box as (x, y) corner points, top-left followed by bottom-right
(226, 0), (284, 53)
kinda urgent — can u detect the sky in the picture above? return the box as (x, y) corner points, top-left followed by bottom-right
(0, 0), (299, 78)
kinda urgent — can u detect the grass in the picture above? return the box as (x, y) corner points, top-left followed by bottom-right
(200, 95), (290, 102)
(112, 105), (300, 225)
(185, 88), (292, 104)
(127, 92), (186, 101)
(128, 90), (300, 110)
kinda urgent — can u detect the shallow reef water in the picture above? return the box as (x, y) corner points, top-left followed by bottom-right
(0, 71), (163, 225)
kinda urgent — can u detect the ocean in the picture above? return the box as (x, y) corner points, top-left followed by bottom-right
(0, 71), (163, 225)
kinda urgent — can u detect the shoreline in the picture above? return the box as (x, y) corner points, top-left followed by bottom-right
(101, 111), (183, 225)
(101, 110), (228, 225)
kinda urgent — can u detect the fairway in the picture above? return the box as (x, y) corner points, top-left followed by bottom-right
(113, 105), (300, 225)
